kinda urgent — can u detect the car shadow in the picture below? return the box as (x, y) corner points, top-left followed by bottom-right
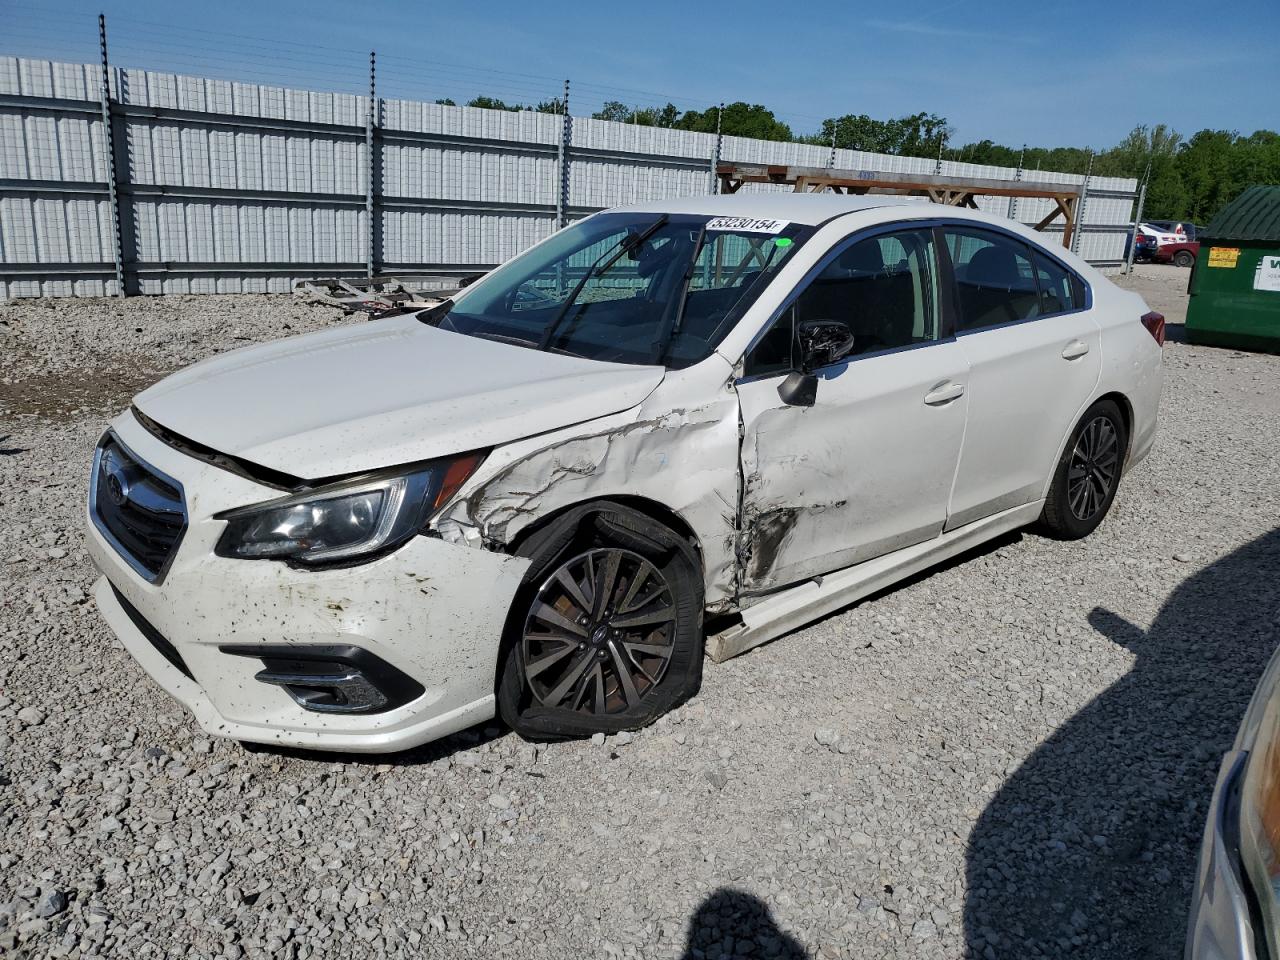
(239, 721), (511, 767)
(678, 889), (808, 959)
(964, 527), (1280, 958)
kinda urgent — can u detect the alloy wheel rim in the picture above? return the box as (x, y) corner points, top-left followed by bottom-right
(1067, 415), (1119, 521)
(521, 548), (676, 716)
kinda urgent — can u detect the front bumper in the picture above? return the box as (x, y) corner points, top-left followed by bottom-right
(1186, 750), (1258, 959)
(86, 411), (530, 753)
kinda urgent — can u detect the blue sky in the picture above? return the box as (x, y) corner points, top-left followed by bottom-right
(5, 0), (1276, 148)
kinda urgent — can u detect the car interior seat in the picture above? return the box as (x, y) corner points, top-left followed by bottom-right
(958, 245), (1038, 329)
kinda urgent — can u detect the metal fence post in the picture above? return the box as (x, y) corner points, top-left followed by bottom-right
(555, 79), (571, 228)
(1006, 144), (1025, 221)
(710, 102), (724, 194)
(1071, 151), (1094, 256)
(1126, 177), (1149, 274)
(365, 51), (376, 280)
(98, 14), (125, 297)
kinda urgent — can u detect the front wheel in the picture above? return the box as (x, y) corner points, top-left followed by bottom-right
(1172, 250), (1195, 268)
(1040, 399), (1128, 540)
(497, 502), (704, 740)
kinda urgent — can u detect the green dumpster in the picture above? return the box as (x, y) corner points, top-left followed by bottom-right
(1186, 185), (1280, 352)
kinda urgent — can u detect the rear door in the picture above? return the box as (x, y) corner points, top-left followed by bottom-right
(736, 225), (970, 592)
(941, 226), (1101, 529)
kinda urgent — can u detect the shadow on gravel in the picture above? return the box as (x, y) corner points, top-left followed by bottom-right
(0, 435), (26, 456)
(679, 889), (807, 960)
(964, 527), (1280, 959)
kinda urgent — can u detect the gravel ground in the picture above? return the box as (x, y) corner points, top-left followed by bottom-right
(1, 265), (1277, 959)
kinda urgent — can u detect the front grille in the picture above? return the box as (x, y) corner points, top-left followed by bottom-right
(91, 434), (187, 582)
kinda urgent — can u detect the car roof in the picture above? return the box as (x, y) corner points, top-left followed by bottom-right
(609, 191), (925, 226)
(604, 193), (1097, 276)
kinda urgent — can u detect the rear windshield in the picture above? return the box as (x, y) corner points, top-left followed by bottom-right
(431, 212), (812, 368)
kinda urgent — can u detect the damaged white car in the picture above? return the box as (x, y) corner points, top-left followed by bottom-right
(86, 194), (1163, 751)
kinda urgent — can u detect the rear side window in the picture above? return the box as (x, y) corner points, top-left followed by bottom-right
(1032, 250), (1078, 315)
(943, 228), (1039, 331)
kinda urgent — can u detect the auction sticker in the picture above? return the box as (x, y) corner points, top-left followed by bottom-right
(706, 216), (790, 234)
(1208, 247), (1240, 268)
(1255, 255), (1280, 293)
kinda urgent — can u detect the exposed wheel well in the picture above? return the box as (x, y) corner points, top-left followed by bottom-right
(505, 495), (705, 569)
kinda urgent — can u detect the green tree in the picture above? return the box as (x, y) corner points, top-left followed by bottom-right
(631, 102), (680, 128)
(1143, 152), (1189, 221)
(466, 95), (560, 115)
(466, 95), (520, 111)
(1176, 130), (1240, 222)
(1102, 123), (1182, 176)
(593, 100), (632, 122)
(676, 102), (793, 142)
(943, 139), (1024, 167)
(809, 112), (950, 156)
(591, 101), (680, 126)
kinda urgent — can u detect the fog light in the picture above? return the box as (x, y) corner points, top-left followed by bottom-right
(220, 644), (424, 715)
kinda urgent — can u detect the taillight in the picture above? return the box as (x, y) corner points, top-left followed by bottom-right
(1141, 311), (1165, 346)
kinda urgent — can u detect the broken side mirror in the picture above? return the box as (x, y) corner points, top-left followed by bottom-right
(798, 319), (856, 370)
(777, 319), (856, 407)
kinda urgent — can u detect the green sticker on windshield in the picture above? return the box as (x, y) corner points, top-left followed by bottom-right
(774, 237), (793, 248)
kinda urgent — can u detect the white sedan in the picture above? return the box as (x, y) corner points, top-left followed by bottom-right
(85, 194), (1164, 751)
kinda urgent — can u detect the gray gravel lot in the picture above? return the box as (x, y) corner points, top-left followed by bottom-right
(1, 265), (1277, 959)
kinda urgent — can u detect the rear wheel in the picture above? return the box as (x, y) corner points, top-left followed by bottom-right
(497, 502), (703, 740)
(1172, 250), (1195, 268)
(1040, 399), (1128, 540)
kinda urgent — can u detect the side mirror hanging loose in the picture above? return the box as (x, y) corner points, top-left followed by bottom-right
(778, 319), (856, 407)
(798, 319), (856, 370)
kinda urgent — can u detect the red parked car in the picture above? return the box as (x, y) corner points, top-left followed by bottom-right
(1136, 221), (1200, 268)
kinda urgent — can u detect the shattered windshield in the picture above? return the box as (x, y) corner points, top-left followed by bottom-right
(431, 213), (812, 368)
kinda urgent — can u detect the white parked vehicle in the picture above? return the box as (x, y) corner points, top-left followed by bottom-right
(86, 194), (1164, 752)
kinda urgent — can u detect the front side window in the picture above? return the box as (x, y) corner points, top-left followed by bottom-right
(745, 228), (941, 376)
(434, 213), (809, 368)
(944, 228), (1039, 331)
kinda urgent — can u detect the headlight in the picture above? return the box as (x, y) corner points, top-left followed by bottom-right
(215, 453), (483, 565)
(1238, 661), (1280, 956)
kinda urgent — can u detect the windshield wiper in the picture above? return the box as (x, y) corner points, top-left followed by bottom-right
(537, 214), (669, 352)
(649, 222), (707, 365)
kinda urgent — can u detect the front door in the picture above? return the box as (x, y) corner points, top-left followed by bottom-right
(736, 226), (970, 593)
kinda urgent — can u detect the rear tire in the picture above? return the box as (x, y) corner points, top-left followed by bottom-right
(1172, 250), (1195, 268)
(1040, 399), (1128, 540)
(497, 502), (704, 741)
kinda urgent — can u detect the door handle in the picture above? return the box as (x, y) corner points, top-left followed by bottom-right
(1062, 339), (1090, 360)
(923, 381), (965, 406)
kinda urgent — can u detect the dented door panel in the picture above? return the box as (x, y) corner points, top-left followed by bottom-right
(736, 342), (970, 593)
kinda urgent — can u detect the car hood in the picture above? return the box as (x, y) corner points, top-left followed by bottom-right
(133, 314), (666, 480)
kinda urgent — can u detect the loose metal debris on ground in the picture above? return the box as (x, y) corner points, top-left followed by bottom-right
(0, 265), (1276, 958)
